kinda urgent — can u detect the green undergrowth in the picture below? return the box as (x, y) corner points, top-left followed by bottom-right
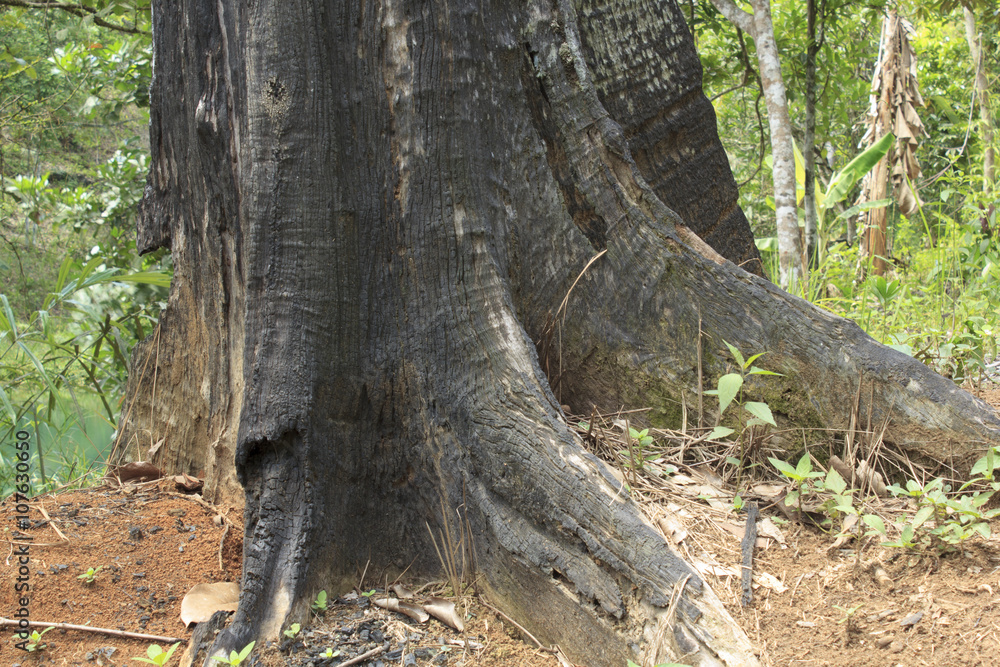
(771, 197), (1000, 387)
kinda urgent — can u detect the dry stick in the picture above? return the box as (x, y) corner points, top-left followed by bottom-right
(845, 371), (863, 466)
(680, 391), (687, 435)
(143, 320), (163, 464)
(5, 538), (70, 550)
(554, 248), (608, 404)
(337, 644), (386, 667)
(357, 559), (371, 592)
(30, 504), (68, 542)
(697, 309), (704, 429)
(665, 574), (692, 626)
(740, 502), (759, 607)
(108, 322), (160, 466)
(865, 381), (875, 446)
(217, 522), (230, 571)
(625, 417), (637, 493)
(0, 617), (186, 644)
(164, 491), (237, 527)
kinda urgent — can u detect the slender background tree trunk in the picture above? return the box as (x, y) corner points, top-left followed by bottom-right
(803, 0), (823, 270)
(709, 0), (803, 288)
(964, 7), (995, 195)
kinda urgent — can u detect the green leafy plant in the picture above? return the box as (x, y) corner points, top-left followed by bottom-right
(793, 132), (895, 264)
(78, 565), (103, 583)
(965, 445), (1000, 491)
(18, 626), (53, 651)
(0, 252), (170, 498)
(283, 622), (301, 639)
(868, 275), (902, 344)
(361, 588), (377, 598)
(706, 341), (782, 442)
(883, 476), (1000, 552)
(621, 426), (657, 471)
(769, 453), (825, 516)
(133, 642), (181, 666)
(818, 467), (856, 526)
(881, 523), (920, 550)
(213, 641), (255, 666)
(311, 589), (328, 613)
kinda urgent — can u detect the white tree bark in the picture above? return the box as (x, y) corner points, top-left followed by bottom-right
(964, 7), (995, 195)
(710, 0), (802, 289)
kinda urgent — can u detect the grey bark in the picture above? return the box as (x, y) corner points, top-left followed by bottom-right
(964, 7), (995, 195)
(708, 0), (803, 288)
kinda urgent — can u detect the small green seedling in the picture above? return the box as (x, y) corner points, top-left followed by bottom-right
(621, 426), (658, 471)
(311, 590), (328, 613)
(361, 589), (377, 598)
(881, 523), (920, 550)
(282, 623), (301, 639)
(732, 494), (745, 512)
(321, 648), (341, 659)
(769, 453), (824, 514)
(834, 603), (864, 626)
(869, 275), (902, 343)
(18, 626), (53, 651)
(78, 566), (103, 583)
(705, 341), (783, 442)
(213, 641), (255, 666)
(133, 642), (181, 665)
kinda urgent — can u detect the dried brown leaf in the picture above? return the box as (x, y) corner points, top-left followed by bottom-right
(391, 583), (414, 599)
(374, 597), (430, 623)
(148, 438), (165, 458)
(174, 473), (204, 493)
(106, 461), (163, 484)
(180, 582), (239, 627)
(422, 597), (465, 632)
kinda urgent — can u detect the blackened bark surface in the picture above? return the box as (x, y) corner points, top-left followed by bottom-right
(574, 0), (764, 276)
(115, 0), (245, 505)
(126, 0), (999, 664)
(212, 0), (755, 664)
(511, 0), (1000, 468)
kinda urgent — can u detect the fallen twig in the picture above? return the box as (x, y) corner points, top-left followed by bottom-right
(218, 522), (229, 571)
(31, 504), (69, 542)
(338, 643), (386, 667)
(741, 502), (759, 607)
(0, 617), (186, 644)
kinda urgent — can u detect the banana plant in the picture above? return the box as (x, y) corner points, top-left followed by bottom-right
(794, 133), (896, 255)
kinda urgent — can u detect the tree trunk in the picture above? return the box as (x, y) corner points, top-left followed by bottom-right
(111, 0), (246, 505)
(573, 0), (765, 277)
(121, 0), (1000, 665)
(708, 0), (803, 288)
(964, 7), (995, 195)
(802, 0), (820, 269)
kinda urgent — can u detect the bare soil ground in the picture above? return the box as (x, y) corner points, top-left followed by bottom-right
(0, 485), (558, 667)
(2, 384), (999, 667)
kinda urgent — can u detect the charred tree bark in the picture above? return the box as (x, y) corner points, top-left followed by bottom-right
(573, 0), (764, 276)
(113, 0), (245, 505)
(122, 0), (1000, 665)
